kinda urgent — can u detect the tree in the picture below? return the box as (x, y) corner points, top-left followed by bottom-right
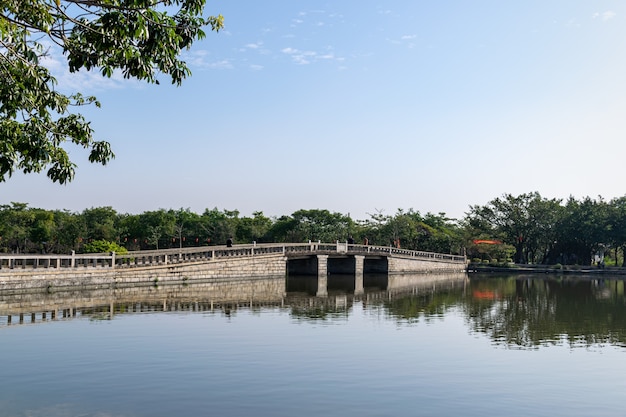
(465, 192), (563, 264)
(82, 206), (119, 242)
(361, 208), (390, 246)
(487, 193), (538, 263)
(555, 197), (610, 265)
(51, 209), (86, 252)
(137, 209), (175, 249)
(29, 208), (55, 251)
(118, 213), (142, 249)
(83, 239), (127, 254)
(169, 207), (199, 248)
(0, 202), (33, 252)
(526, 196), (563, 264)
(290, 209), (352, 243)
(608, 196), (626, 266)
(0, 0), (223, 183)
(421, 212), (463, 254)
(265, 215), (299, 243)
(199, 208), (238, 245)
(236, 211), (272, 243)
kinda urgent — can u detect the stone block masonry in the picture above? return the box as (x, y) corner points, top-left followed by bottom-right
(0, 254), (288, 294)
(388, 255), (466, 274)
(0, 243), (467, 294)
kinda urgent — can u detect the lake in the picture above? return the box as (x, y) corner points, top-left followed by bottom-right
(1, 272), (626, 417)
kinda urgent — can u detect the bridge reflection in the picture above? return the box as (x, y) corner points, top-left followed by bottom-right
(0, 272), (468, 326)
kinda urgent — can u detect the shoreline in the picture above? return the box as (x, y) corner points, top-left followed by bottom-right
(468, 264), (626, 276)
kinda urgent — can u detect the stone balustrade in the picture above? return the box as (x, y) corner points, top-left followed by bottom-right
(0, 243), (467, 294)
(0, 242), (466, 272)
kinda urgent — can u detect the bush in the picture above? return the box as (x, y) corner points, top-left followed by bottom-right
(83, 240), (128, 254)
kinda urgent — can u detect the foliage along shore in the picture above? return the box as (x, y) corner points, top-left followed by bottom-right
(468, 262), (626, 275)
(2, 191), (626, 267)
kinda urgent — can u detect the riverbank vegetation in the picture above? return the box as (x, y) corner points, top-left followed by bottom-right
(1, 192), (625, 266)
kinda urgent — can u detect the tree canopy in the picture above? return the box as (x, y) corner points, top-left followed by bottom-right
(4, 192), (626, 267)
(0, 204), (464, 256)
(0, 0), (223, 183)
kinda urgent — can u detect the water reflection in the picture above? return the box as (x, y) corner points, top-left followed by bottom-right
(465, 274), (626, 349)
(3, 273), (626, 350)
(0, 272), (467, 324)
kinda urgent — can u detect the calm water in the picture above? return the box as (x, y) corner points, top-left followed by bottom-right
(2, 273), (626, 417)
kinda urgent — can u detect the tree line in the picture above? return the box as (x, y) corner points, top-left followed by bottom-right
(2, 191), (626, 266)
(0, 205), (461, 256)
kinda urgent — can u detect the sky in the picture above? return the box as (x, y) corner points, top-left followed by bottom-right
(3, 1), (626, 221)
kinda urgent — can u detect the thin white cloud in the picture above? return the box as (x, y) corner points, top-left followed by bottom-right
(239, 42), (271, 56)
(296, 9), (325, 17)
(203, 60), (233, 70)
(281, 47), (316, 64)
(593, 11), (616, 21)
(293, 10), (328, 27)
(282, 47), (342, 65)
(388, 35), (418, 48)
(183, 50), (205, 67)
(39, 43), (131, 93)
(184, 50), (233, 70)
(250, 64), (263, 71)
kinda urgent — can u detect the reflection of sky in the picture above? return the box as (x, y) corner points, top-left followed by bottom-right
(1, 304), (626, 417)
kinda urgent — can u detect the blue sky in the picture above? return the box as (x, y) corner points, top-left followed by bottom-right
(3, 1), (626, 221)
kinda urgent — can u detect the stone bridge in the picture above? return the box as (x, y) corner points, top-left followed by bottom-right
(0, 242), (467, 294)
(0, 272), (469, 327)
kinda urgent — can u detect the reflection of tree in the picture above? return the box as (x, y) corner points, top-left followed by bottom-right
(380, 290), (462, 323)
(10, 274), (626, 350)
(464, 275), (626, 349)
(290, 307), (350, 322)
(356, 274), (626, 349)
(464, 278), (558, 347)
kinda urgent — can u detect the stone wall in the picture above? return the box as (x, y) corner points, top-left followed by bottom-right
(0, 251), (466, 294)
(388, 256), (466, 274)
(0, 254), (287, 294)
(0, 277), (287, 316)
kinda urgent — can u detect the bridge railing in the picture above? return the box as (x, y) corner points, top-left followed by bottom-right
(345, 244), (466, 262)
(0, 242), (466, 271)
(0, 243), (303, 271)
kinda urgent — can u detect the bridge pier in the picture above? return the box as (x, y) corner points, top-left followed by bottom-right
(355, 255), (364, 296)
(316, 255), (328, 297)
